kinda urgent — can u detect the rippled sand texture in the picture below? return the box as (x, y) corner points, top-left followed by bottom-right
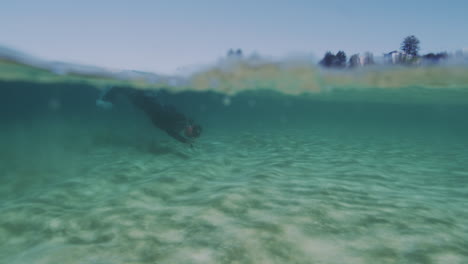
(1, 117), (467, 264)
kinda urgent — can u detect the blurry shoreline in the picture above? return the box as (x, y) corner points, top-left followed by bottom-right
(1, 46), (468, 105)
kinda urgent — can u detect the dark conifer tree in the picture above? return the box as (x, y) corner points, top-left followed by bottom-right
(335, 51), (347, 68)
(320, 52), (336, 68)
(401, 35), (420, 56)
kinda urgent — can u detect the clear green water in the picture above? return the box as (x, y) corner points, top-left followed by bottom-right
(1, 66), (468, 263)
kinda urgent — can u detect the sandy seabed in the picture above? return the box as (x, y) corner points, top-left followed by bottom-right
(1, 117), (467, 264)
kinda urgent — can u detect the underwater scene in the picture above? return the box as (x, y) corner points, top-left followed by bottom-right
(1, 56), (468, 264)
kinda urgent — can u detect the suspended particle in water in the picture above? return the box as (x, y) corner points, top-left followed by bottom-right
(48, 98), (61, 110)
(280, 115), (288, 124)
(199, 104), (208, 112)
(223, 96), (231, 106)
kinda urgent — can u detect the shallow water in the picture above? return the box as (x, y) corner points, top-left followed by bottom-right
(1, 73), (468, 263)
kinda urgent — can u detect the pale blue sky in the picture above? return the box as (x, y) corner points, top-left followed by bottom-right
(1, 0), (467, 73)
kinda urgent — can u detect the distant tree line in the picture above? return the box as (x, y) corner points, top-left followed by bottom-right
(227, 49), (243, 58)
(319, 51), (346, 68)
(225, 36), (452, 69)
(318, 35), (449, 68)
(319, 51), (375, 68)
(421, 52), (448, 63)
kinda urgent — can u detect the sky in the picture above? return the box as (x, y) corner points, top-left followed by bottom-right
(1, 0), (467, 73)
